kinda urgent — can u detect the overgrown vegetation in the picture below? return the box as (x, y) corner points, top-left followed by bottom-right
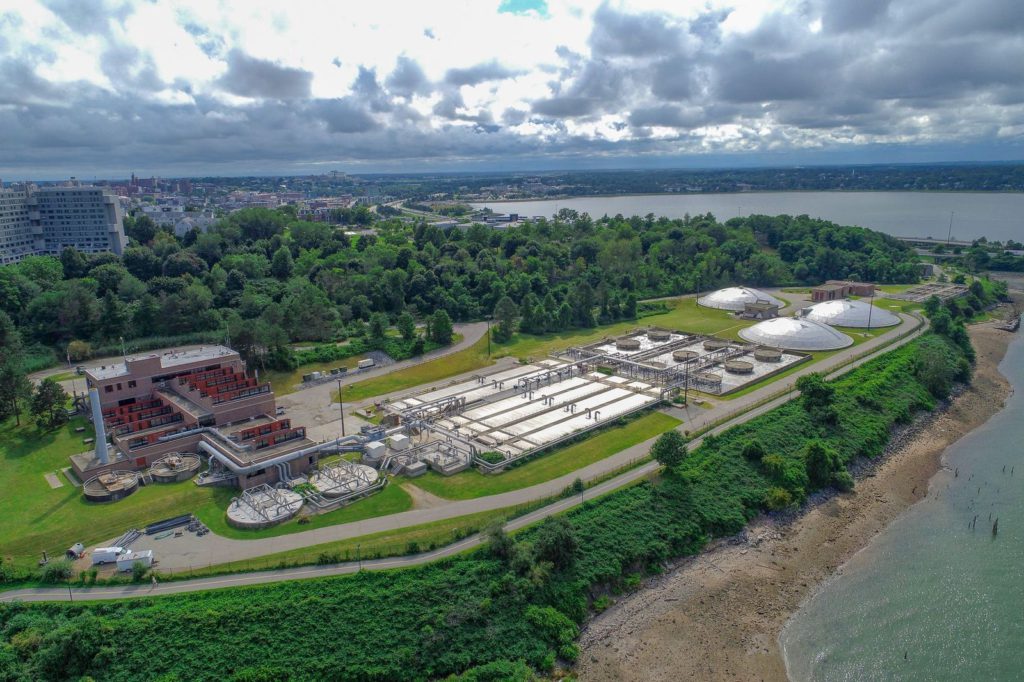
(0, 331), (968, 681)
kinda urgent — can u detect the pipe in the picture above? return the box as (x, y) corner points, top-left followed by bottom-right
(198, 435), (358, 476)
(88, 387), (109, 464)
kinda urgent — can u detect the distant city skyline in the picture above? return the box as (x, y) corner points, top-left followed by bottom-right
(1, 0), (1023, 178)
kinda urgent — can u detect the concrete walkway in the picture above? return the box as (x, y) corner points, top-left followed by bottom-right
(0, 311), (927, 601)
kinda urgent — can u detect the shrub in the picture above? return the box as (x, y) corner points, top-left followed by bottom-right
(832, 470), (855, 492)
(478, 451), (505, 465)
(741, 440), (766, 461)
(764, 487), (794, 510)
(131, 561), (150, 582)
(39, 560), (73, 584)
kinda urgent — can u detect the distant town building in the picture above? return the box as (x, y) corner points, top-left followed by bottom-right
(0, 181), (126, 265)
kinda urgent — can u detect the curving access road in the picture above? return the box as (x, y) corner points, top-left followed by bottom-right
(1, 311), (927, 603)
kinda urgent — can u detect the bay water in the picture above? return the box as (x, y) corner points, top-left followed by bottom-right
(476, 192), (1024, 242)
(779, 333), (1024, 681)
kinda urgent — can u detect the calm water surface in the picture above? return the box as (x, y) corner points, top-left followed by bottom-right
(476, 192), (1024, 242)
(779, 333), (1024, 681)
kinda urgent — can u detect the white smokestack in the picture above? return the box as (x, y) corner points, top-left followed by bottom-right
(89, 387), (109, 465)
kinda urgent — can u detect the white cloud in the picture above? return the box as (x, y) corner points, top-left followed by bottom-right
(0, 0), (1020, 175)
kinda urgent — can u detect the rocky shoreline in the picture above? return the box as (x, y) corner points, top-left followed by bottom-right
(577, 325), (1015, 681)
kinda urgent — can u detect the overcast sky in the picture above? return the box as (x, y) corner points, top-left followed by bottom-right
(1, 0), (1022, 179)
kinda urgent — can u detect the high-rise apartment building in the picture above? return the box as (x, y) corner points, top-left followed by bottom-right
(0, 183), (126, 265)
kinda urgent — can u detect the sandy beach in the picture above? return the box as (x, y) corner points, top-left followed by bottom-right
(577, 323), (1016, 682)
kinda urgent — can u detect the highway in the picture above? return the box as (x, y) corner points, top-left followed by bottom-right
(1, 310), (927, 603)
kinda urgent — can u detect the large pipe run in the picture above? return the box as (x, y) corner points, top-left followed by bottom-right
(88, 387), (109, 464)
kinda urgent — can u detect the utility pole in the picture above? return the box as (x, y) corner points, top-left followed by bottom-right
(336, 379), (345, 437)
(867, 288), (875, 331)
(486, 319), (492, 357)
(947, 211), (954, 244)
(357, 543), (362, 571)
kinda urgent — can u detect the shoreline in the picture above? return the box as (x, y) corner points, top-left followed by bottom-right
(576, 324), (1016, 681)
(470, 189), (1024, 205)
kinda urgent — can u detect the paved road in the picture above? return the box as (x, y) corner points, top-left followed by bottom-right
(1, 311), (927, 602)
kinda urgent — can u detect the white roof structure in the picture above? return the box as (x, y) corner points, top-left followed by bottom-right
(802, 299), (900, 328)
(739, 317), (853, 351)
(697, 286), (784, 312)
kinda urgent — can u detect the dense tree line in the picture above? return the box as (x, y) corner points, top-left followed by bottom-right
(0, 208), (918, 373)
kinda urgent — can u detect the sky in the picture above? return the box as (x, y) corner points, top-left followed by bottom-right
(0, 0), (1022, 179)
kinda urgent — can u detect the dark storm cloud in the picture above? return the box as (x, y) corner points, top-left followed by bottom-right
(216, 50), (313, 99)
(821, 0), (891, 33)
(532, 57), (628, 117)
(444, 61), (521, 86)
(385, 56), (430, 98)
(650, 55), (693, 101)
(588, 3), (681, 57)
(312, 98), (380, 133)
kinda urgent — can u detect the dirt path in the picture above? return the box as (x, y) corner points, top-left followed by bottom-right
(400, 483), (449, 509)
(577, 324), (1015, 682)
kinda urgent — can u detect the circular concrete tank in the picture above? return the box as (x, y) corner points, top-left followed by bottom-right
(725, 360), (754, 374)
(616, 337), (641, 351)
(694, 372), (723, 387)
(226, 489), (304, 529)
(704, 339), (731, 351)
(309, 464), (380, 498)
(672, 349), (699, 362)
(83, 471), (140, 503)
(149, 453), (201, 483)
(754, 347), (783, 362)
(647, 329), (671, 342)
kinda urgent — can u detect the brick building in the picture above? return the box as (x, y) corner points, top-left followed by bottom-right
(73, 346), (318, 489)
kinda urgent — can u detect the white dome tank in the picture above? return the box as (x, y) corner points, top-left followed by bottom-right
(739, 317), (853, 351)
(802, 299), (900, 328)
(697, 286), (784, 312)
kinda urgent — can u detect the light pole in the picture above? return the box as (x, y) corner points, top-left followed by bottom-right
(357, 543), (362, 571)
(336, 379), (345, 437)
(486, 319), (491, 357)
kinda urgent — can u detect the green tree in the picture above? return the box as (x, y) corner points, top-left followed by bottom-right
(368, 312), (389, 342)
(803, 440), (838, 488)
(532, 517), (579, 570)
(396, 312), (416, 341)
(492, 296), (519, 343)
(271, 246), (294, 279)
(99, 291), (128, 341)
(0, 311), (31, 425)
(651, 430), (688, 470)
(794, 372), (835, 409)
(430, 309), (453, 345)
(31, 378), (69, 429)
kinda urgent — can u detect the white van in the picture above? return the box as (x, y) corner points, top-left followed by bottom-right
(91, 546), (127, 565)
(357, 358), (375, 369)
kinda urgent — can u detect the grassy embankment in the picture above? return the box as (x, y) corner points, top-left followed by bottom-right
(0, 332), (968, 681)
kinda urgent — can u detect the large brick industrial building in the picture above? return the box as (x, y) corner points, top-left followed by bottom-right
(73, 346), (320, 489)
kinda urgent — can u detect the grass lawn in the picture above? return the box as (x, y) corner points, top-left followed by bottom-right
(0, 415), (413, 566)
(0, 416), (215, 568)
(342, 297), (750, 402)
(265, 354), (371, 395)
(192, 483), (413, 540)
(46, 371), (80, 383)
(406, 411), (680, 500)
(179, 506), (521, 578)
